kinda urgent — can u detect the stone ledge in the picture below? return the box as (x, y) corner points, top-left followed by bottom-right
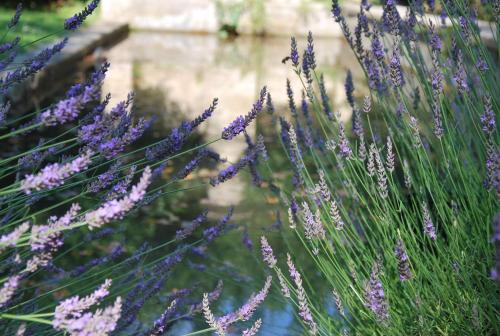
(8, 22), (129, 115)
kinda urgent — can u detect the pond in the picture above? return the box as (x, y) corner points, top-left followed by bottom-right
(100, 31), (362, 335)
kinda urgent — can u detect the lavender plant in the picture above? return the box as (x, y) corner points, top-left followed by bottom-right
(0, 2), (267, 335)
(246, 0), (498, 334)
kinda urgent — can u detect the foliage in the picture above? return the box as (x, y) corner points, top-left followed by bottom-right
(244, 0), (499, 335)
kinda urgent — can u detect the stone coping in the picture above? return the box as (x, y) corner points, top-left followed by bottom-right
(7, 21), (129, 115)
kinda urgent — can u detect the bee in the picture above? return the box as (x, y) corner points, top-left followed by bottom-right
(281, 56), (291, 64)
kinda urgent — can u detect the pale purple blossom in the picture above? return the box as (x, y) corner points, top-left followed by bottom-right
(85, 167), (152, 229)
(422, 202), (437, 240)
(302, 202), (326, 240)
(260, 236), (277, 268)
(21, 150), (93, 194)
(0, 222), (30, 252)
(287, 254), (317, 334)
(365, 263), (389, 323)
(242, 318), (262, 336)
(53, 279), (122, 336)
(0, 275), (20, 308)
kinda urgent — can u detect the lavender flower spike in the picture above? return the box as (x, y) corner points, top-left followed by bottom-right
(221, 87), (266, 140)
(242, 318), (262, 336)
(64, 0), (100, 31)
(0, 275), (20, 308)
(7, 3), (22, 29)
(0, 222), (30, 252)
(422, 202), (437, 240)
(21, 150), (93, 194)
(287, 254), (318, 335)
(260, 236), (277, 268)
(85, 167), (152, 229)
(365, 263), (389, 323)
(202, 293), (225, 336)
(394, 239), (412, 281)
(53, 279), (122, 336)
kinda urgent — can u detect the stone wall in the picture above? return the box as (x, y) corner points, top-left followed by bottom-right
(100, 0), (343, 37)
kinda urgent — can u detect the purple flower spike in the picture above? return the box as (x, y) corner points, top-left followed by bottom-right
(422, 202), (437, 240)
(260, 236), (277, 268)
(85, 167), (152, 229)
(53, 279), (122, 336)
(21, 150), (93, 194)
(365, 262), (390, 323)
(221, 87), (267, 140)
(287, 254), (318, 335)
(7, 4), (22, 29)
(481, 95), (495, 136)
(0, 275), (20, 309)
(491, 214), (500, 282)
(345, 70), (355, 108)
(0, 222), (30, 252)
(290, 37), (300, 67)
(64, 0), (100, 31)
(394, 239), (412, 281)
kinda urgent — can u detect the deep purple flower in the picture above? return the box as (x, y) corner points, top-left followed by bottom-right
(476, 57), (489, 72)
(266, 92), (275, 115)
(365, 263), (389, 323)
(1, 38), (68, 90)
(345, 70), (355, 108)
(21, 150), (93, 194)
(290, 36), (300, 67)
(306, 31), (316, 70)
(394, 239), (412, 281)
(491, 214), (500, 281)
(0, 36), (20, 55)
(318, 74), (332, 118)
(371, 32), (385, 61)
(221, 87), (266, 140)
(190, 98), (218, 129)
(389, 45), (403, 88)
(99, 118), (150, 159)
(427, 0), (435, 11)
(64, 0), (100, 30)
(146, 121), (192, 161)
(7, 3), (22, 29)
(242, 226), (253, 251)
(210, 148), (258, 186)
(68, 245), (124, 277)
(176, 210), (208, 240)
(88, 161), (122, 193)
(203, 207), (234, 242)
(286, 78), (297, 116)
(364, 55), (384, 92)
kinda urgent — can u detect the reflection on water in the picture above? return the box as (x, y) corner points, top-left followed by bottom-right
(104, 32), (361, 207)
(103, 32), (361, 335)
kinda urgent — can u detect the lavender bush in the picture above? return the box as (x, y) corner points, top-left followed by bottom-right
(227, 0), (498, 335)
(0, 2), (270, 335)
